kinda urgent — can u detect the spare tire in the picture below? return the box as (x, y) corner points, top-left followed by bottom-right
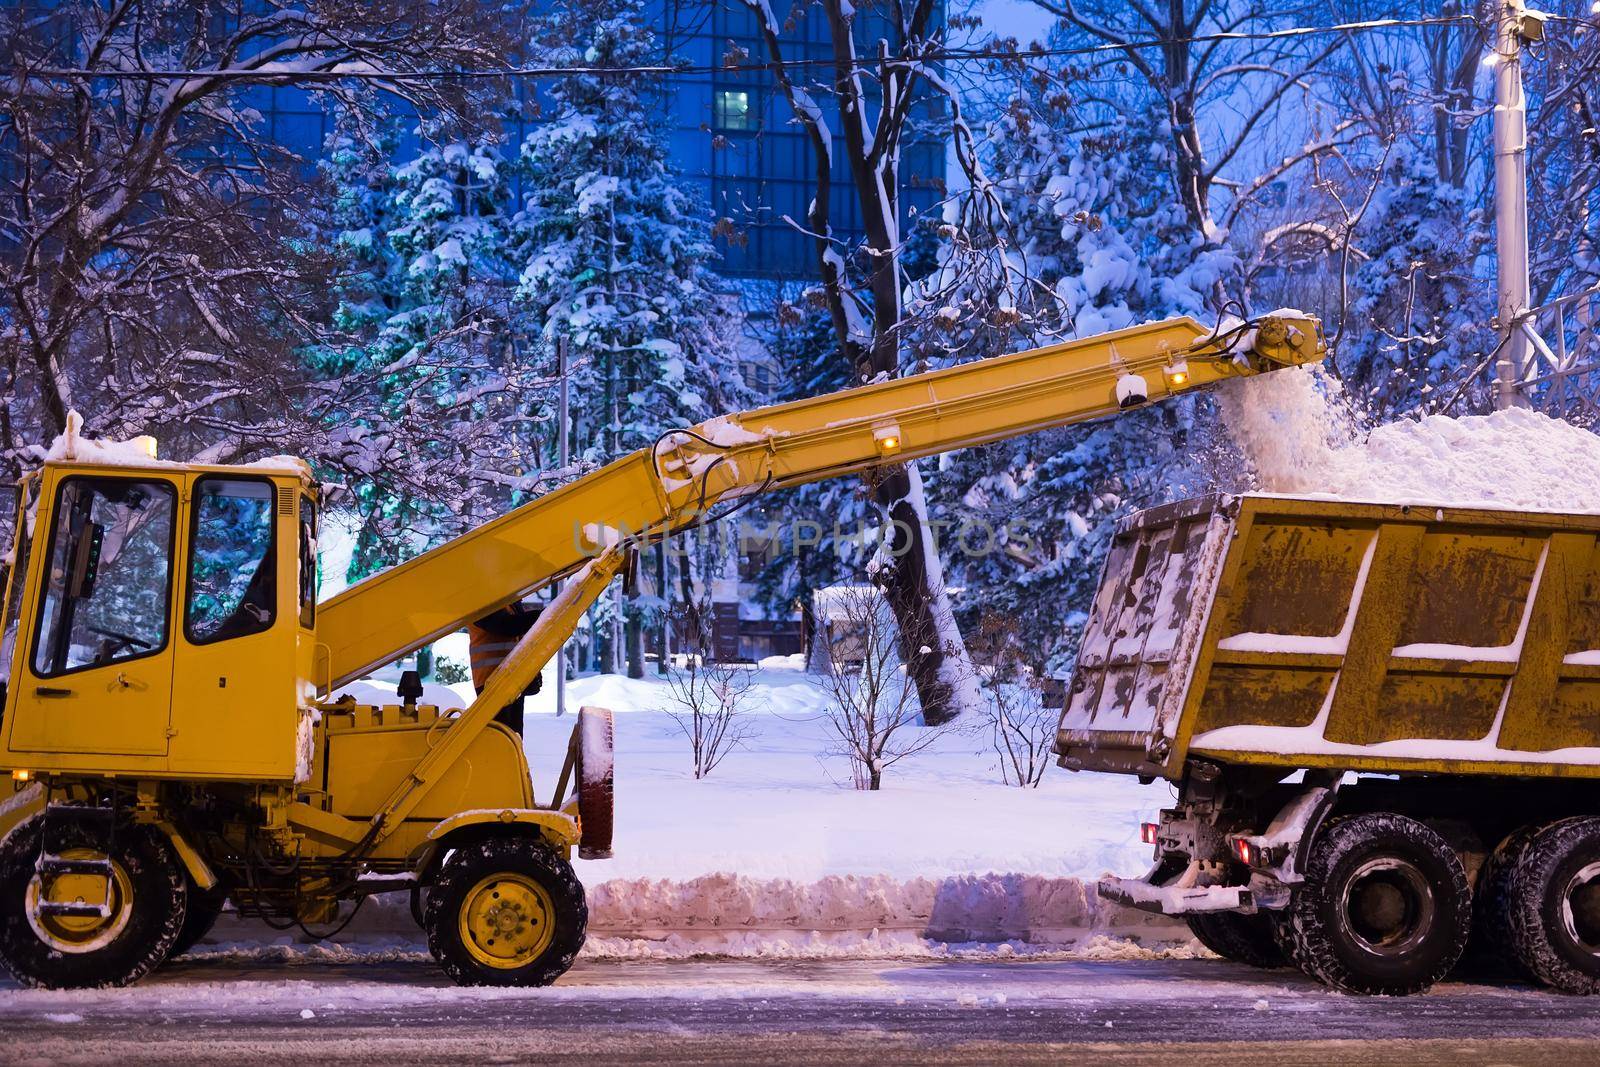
(576, 706), (614, 860)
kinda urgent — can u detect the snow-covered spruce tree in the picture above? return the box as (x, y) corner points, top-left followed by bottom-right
(1336, 147), (1491, 420)
(314, 131), (543, 582)
(909, 93), (1231, 674)
(512, 0), (747, 673)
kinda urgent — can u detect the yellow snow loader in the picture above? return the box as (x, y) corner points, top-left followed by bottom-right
(0, 312), (1322, 988)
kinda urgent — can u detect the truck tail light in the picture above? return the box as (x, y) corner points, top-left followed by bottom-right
(1140, 821), (1160, 845)
(1235, 838), (1261, 866)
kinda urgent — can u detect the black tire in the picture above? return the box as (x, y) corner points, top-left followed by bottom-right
(424, 836), (586, 987)
(0, 816), (187, 989)
(1505, 817), (1600, 994)
(576, 706), (615, 860)
(1285, 813), (1471, 995)
(167, 879), (228, 960)
(1463, 825), (1538, 980)
(1186, 910), (1288, 968)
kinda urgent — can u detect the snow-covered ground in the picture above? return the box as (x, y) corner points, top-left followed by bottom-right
(348, 653), (1164, 885)
(324, 654), (1172, 951)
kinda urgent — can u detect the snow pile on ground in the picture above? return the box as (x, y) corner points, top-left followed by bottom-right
(1221, 365), (1600, 512)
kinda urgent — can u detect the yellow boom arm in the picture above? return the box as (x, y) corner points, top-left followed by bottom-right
(318, 312), (1324, 690)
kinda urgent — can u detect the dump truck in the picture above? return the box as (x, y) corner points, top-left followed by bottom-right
(0, 313), (1323, 989)
(1062, 493), (1600, 996)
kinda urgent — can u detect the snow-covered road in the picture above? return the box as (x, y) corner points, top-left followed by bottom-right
(5, 954), (1600, 1064)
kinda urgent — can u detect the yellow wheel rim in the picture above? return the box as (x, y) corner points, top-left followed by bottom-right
(458, 872), (556, 969)
(24, 848), (134, 955)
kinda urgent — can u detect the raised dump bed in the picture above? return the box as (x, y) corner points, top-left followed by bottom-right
(1056, 494), (1600, 998)
(1057, 493), (1600, 781)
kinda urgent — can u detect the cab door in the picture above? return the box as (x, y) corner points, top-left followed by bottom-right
(11, 474), (180, 756)
(167, 474), (298, 778)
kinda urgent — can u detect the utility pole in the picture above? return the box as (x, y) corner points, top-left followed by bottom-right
(556, 335), (570, 717)
(1492, 0), (1547, 409)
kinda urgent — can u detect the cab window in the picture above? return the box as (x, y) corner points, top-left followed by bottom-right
(34, 477), (176, 676)
(186, 477), (276, 643)
(298, 494), (317, 628)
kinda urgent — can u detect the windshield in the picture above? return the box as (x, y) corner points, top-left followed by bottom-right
(33, 477), (176, 676)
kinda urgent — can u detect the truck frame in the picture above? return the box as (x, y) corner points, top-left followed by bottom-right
(0, 313), (1322, 989)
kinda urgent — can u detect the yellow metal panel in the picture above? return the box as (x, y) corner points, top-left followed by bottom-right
(1192, 666), (1335, 733)
(1322, 523), (1425, 745)
(1498, 532), (1591, 750)
(324, 716), (533, 819)
(166, 472), (306, 780)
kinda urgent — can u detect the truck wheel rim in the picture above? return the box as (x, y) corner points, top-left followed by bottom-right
(1340, 857), (1434, 958)
(24, 848), (134, 955)
(1560, 861), (1600, 954)
(458, 873), (556, 969)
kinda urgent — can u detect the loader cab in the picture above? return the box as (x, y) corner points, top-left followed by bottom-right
(0, 456), (319, 782)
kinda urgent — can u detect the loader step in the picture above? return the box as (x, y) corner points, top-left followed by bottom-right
(34, 901), (113, 919)
(36, 855), (114, 876)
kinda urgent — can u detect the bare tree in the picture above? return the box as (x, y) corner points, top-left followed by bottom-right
(735, 0), (987, 725)
(816, 583), (944, 790)
(967, 612), (1055, 788)
(663, 602), (757, 779)
(1037, 0), (1346, 243)
(0, 0), (525, 494)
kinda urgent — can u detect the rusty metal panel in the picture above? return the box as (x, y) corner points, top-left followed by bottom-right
(1063, 493), (1600, 782)
(1058, 496), (1233, 776)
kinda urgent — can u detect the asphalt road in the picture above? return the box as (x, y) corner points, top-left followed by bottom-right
(5, 953), (1600, 1064)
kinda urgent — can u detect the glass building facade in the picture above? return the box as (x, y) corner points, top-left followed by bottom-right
(650, 0), (947, 278)
(236, 1), (947, 281)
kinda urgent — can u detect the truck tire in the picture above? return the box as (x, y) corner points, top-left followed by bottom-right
(1504, 817), (1600, 994)
(424, 835), (587, 987)
(0, 816), (187, 989)
(1186, 911), (1287, 968)
(1286, 812), (1471, 995)
(1465, 825), (1538, 980)
(167, 879), (228, 960)
(576, 706), (615, 860)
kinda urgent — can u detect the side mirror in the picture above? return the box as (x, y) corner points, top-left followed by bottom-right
(67, 522), (104, 600)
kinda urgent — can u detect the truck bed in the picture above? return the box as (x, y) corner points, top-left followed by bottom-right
(1057, 493), (1600, 781)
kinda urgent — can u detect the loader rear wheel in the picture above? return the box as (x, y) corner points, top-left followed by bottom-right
(1505, 817), (1600, 994)
(1186, 911), (1288, 969)
(424, 836), (586, 987)
(0, 816), (186, 989)
(167, 879), (228, 960)
(1286, 813), (1470, 996)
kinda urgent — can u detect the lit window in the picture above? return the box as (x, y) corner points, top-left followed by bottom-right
(715, 90), (752, 131)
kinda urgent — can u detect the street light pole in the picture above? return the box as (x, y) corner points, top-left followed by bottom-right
(556, 335), (570, 717)
(1492, 0), (1544, 409)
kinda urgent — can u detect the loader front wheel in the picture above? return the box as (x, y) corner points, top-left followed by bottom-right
(1286, 813), (1470, 995)
(0, 816), (187, 989)
(424, 836), (586, 987)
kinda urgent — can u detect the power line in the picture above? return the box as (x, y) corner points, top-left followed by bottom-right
(22, 14), (1481, 83)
